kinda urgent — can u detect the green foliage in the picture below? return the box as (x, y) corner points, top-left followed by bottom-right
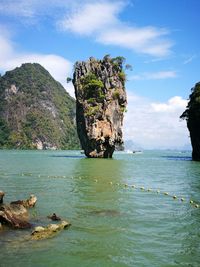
(66, 77), (72, 83)
(112, 89), (120, 100)
(111, 56), (126, 71)
(125, 64), (133, 71)
(120, 106), (127, 113)
(85, 106), (99, 116)
(180, 82), (200, 121)
(0, 63), (80, 149)
(103, 54), (111, 61)
(118, 71), (126, 83)
(0, 118), (10, 147)
(82, 73), (105, 102)
(87, 98), (96, 104)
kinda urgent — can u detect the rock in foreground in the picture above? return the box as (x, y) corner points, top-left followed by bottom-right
(31, 221), (71, 240)
(0, 193), (37, 229)
(73, 56), (127, 158)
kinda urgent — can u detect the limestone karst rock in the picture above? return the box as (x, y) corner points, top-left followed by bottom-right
(181, 82), (200, 160)
(0, 63), (79, 149)
(73, 56), (127, 158)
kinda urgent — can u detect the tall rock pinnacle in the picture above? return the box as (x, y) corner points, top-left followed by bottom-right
(180, 82), (200, 161)
(73, 56), (127, 158)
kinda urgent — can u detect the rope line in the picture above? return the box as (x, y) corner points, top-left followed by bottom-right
(0, 172), (199, 209)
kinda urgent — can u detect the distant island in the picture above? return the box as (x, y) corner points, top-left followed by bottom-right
(0, 63), (80, 149)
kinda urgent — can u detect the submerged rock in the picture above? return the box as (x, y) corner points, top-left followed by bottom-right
(31, 220), (71, 240)
(73, 56), (127, 158)
(90, 209), (121, 217)
(47, 213), (61, 221)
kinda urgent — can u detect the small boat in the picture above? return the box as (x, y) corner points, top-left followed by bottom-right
(132, 150), (142, 154)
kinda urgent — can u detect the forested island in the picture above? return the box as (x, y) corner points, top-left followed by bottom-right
(0, 63), (80, 150)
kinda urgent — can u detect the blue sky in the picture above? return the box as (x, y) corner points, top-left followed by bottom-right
(0, 0), (199, 149)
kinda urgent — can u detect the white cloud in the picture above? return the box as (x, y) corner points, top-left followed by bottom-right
(0, 28), (74, 96)
(0, 0), (73, 18)
(0, 1), (174, 57)
(151, 96), (187, 112)
(97, 26), (172, 57)
(130, 71), (177, 81)
(123, 92), (189, 149)
(60, 2), (121, 35)
(59, 1), (173, 57)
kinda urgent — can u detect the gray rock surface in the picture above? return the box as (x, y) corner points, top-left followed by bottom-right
(73, 56), (127, 158)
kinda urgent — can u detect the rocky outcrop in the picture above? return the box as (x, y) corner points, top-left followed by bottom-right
(73, 56), (127, 158)
(31, 221), (71, 240)
(181, 82), (200, 161)
(0, 193), (37, 229)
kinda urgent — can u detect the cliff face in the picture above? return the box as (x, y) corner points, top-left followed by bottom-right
(180, 82), (200, 160)
(73, 56), (127, 158)
(0, 63), (80, 149)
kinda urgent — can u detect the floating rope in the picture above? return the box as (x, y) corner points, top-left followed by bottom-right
(0, 171), (199, 209)
(105, 181), (200, 209)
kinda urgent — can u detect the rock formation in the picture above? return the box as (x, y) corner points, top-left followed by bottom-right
(0, 63), (80, 149)
(73, 56), (127, 158)
(181, 82), (200, 161)
(0, 192), (37, 229)
(31, 221), (71, 240)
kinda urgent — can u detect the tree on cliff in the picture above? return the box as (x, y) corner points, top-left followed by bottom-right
(180, 82), (200, 160)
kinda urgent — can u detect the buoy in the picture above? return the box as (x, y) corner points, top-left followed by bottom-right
(131, 185), (135, 188)
(156, 190), (160, 193)
(195, 204), (199, 208)
(164, 192), (169, 196)
(109, 181), (113, 185)
(94, 179), (98, 182)
(173, 195), (177, 199)
(147, 189), (152, 192)
(181, 198), (185, 202)
(124, 184), (128, 187)
(190, 200), (194, 204)
(140, 187), (144, 190)
(116, 183), (120, 186)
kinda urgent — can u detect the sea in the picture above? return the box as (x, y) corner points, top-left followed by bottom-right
(0, 149), (200, 267)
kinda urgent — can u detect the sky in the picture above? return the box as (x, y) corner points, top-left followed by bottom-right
(0, 0), (199, 149)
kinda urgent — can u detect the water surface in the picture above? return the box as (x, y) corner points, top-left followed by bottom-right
(0, 150), (200, 267)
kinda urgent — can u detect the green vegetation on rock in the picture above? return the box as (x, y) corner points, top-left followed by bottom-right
(82, 73), (104, 102)
(180, 82), (200, 160)
(0, 63), (80, 149)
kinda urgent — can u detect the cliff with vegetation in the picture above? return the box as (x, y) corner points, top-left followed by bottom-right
(73, 56), (127, 158)
(0, 63), (80, 149)
(180, 82), (200, 160)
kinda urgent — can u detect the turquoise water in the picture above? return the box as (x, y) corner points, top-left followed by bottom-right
(0, 150), (200, 267)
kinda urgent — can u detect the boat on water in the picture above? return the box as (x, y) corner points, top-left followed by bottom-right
(132, 150), (142, 154)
